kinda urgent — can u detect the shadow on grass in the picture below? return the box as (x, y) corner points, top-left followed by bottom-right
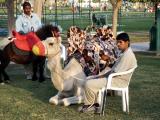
(5, 64), (58, 103)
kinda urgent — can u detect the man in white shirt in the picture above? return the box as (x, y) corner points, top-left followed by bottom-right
(15, 1), (41, 80)
(16, 1), (41, 34)
(78, 32), (137, 113)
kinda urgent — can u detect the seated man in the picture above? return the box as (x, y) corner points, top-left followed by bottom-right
(78, 32), (137, 113)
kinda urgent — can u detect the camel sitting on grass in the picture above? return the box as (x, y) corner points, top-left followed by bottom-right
(32, 36), (86, 106)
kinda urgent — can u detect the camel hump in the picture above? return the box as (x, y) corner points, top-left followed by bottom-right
(64, 58), (85, 76)
(64, 58), (82, 70)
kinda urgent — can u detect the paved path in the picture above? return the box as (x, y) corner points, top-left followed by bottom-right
(131, 42), (149, 52)
(0, 37), (151, 52)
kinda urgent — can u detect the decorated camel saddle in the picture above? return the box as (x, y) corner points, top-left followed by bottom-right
(12, 30), (40, 51)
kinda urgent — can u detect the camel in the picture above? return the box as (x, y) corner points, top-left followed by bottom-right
(32, 36), (86, 106)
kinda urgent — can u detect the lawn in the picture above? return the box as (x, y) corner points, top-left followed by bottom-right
(0, 53), (160, 120)
(47, 15), (154, 33)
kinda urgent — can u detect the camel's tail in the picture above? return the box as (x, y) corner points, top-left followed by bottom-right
(0, 49), (2, 62)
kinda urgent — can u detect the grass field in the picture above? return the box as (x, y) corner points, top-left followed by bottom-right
(119, 17), (154, 32)
(0, 53), (160, 120)
(49, 15), (154, 33)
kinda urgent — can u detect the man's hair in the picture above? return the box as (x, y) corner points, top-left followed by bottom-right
(116, 32), (130, 42)
(22, 1), (31, 9)
(107, 26), (112, 30)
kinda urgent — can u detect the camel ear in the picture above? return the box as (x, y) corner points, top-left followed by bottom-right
(52, 31), (55, 37)
(51, 31), (61, 44)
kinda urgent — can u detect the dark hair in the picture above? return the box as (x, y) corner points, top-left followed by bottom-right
(107, 26), (112, 30)
(22, 1), (31, 9)
(116, 32), (130, 42)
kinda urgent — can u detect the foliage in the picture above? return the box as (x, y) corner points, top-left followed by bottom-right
(92, 0), (100, 3)
(127, 0), (160, 3)
(0, 0), (5, 3)
(78, 0), (84, 2)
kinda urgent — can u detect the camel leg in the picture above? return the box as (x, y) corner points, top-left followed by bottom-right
(49, 87), (84, 106)
(38, 57), (45, 82)
(32, 61), (38, 81)
(0, 54), (10, 83)
(0, 70), (2, 83)
(49, 92), (64, 105)
(49, 94), (59, 105)
(62, 87), (84, 106)
(0, 67), (10, 83)
(76, 87), (84, 96)
(2, 70), (10, 81)
(62, 96), (84, 106)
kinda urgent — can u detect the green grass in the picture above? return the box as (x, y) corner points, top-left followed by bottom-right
(0, 0), (5, 3)
(50, 16), (154, 33)
(119, 17), (154, 32)
(0, 53), (160, 120)
(47, 15), (154, 34)
(129, 32), (150, 43)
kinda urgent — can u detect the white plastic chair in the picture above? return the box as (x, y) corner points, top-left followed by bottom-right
(98, 66), (137, 115)
(60, 44), (67, 61)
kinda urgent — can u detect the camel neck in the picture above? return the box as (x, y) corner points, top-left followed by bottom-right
(48, 53), (62, 71)
(47, 53), (64, 91)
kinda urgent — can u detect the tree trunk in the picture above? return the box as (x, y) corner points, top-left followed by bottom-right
(112, 7), (119, 38)
(155, 2), (158, 24)
(110, 0), (122, 38)
(6, 0), (15, 36)
(33, 0), (45, 19)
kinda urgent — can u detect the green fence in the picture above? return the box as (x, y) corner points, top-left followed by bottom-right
(0, 2), (155, 37)
(0, 2), (8, 36)
(42, 5), (155, 33)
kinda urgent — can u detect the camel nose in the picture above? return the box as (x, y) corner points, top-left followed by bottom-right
(32, 41), (45, 56)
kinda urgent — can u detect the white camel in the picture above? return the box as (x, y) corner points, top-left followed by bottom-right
(32, 36), (86, 106)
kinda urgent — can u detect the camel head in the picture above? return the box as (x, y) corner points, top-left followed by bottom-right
(32, 36), (62, 57)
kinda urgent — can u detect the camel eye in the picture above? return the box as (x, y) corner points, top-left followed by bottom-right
(49, 43), (54, 46)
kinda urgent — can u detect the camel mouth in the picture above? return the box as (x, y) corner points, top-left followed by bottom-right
(32, 41), (45, 56)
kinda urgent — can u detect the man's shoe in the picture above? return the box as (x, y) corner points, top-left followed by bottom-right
(0, 82), (5, 85)
(94, 106), (101, 114)
(78, 105), (89, 112)
(78, 105), (97, 113)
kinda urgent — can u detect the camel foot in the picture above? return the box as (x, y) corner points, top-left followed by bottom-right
(62, 98), (71, 106)
(78, 96), (84, 104)
(49, 97), (59, 105)
(62, 96), (84, 106)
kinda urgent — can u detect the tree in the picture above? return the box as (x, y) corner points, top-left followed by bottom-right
(6, 0), (15, 36)
(127, 0), (160, 51)
(110, 0), (160, 38)
(33, 0), (45, 18)
(128, 0), (160, 23)
(110, 0), (122, 38)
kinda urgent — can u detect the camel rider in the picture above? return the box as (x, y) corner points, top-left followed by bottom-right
(15, 1), (41, 80)
(16, 1), (41, 34)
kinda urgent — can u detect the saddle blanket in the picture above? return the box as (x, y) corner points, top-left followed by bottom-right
(12, 30), (40, 51)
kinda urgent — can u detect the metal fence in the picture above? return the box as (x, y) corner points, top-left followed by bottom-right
(0, 2), (8, 36)
(0, 1), (155, 36)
